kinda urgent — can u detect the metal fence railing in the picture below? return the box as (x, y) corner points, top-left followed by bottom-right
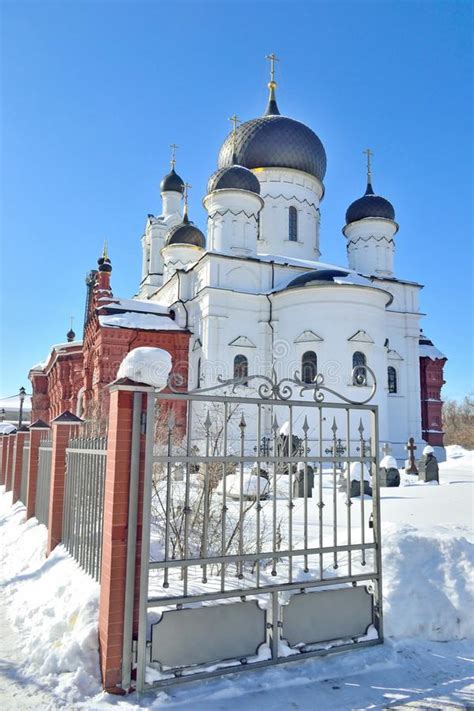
(35, 436), (53, 527)
(63, 436), (107, 581)
(20, 443), (30, 504)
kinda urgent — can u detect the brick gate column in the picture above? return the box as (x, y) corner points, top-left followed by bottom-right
(5, 433), (16, 492)
(26, 420), (50, 520)
(12, 426), (29, 504)
(47, 411), (83, 555)
(0, 434), (6, 485)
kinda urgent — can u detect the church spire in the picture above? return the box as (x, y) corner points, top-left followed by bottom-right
(264, 53), (281, 116)
(363, 148), (375, 195)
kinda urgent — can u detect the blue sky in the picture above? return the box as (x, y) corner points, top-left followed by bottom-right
(1, 0), (472, 401)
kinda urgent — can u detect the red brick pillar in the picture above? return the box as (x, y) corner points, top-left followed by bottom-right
(12, 427), (29, 504)
(98, 384), (150, 692)
(5, 433), (16, 492)
(47, 411), (83, 555)
(0, 435), (6, 485)
(26, 420), (50, 520)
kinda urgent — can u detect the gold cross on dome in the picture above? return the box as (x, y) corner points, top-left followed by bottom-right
(363, 148), (374, 181)
(265, 53), (279, 85)
(170, 143), (178, 169)
(183, 182), (191, 216)
(229, 114), (240, 133)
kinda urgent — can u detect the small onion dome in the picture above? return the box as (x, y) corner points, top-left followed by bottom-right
(345, 182), (395, 225)
(207, 165), (261, 194)
(164, 213), (205, 248)
(66, 328), (76, 343)
(97, 255), (112, 272)
(160, 168), (185, 194)
(287, 268), (350, 288)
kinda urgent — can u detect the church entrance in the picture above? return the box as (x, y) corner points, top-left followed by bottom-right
(132, 370), (382, 691)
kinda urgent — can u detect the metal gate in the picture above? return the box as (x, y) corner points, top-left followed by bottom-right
(132, 369), (382, 691)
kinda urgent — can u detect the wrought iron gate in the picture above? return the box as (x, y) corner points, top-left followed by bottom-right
(35, 435), (52, 527)
(132, 370), (382, 691)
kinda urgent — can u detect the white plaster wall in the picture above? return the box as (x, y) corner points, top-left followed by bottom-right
(254, 167), (323, 261)
(204, 190), (263, 257)
(344, 217), (398, 276)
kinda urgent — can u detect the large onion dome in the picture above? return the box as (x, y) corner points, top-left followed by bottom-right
(345, 181), (395, 225)
(164, 213), (205, 248)
(207, 165), (261, 194)
(160, 167), (184, 194)
(217, 85), (326, 183)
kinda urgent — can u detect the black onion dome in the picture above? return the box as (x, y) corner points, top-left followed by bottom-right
(207, 165), (261, 194)
(218, 115), (327, 182)
(345, 183), (395, 225)
(160, 168), (185, 194)
(164, 214), (205, 248)
(287, 268), (350, 288)
(98, 255), (112, 272)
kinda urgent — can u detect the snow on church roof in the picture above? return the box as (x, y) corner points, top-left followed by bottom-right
(98, 312), (184, 331)
(96, 297), (169, 315)
(419, 343), (446, 360)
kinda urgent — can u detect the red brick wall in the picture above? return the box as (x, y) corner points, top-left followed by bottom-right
(420, 356), (447, 446)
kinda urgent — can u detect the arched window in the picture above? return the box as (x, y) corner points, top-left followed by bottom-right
(196, 358), (201, 389)
(234, 354), (249, 386)
(352, 351), (367, 385)
(388, 366), (397, 394)
(289, 206), (298, 242)
(302, 351), (318, 384)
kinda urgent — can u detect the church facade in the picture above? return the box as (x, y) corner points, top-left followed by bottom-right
(136, 62), (446, 461)
(29, 60), (446, 461)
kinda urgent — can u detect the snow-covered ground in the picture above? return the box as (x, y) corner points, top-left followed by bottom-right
(0, 445), (472, 710)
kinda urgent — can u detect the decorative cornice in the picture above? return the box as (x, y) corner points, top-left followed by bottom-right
(208, 209), (259, 221)
(261, 193), (319, 211)
(347, 235), (394, 247)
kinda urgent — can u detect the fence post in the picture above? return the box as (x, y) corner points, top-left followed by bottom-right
(5, 432), (17, 492)
(0, 434), (5, 485)
(98, 383), (151, 692)
(26, 420), (50, 520)
(12, 426), (29, 504)
(47, 411), (83, 555)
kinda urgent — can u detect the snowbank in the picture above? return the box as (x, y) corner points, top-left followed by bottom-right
(0, 494), (101, 706)
(383, 522), (474, 640)
(117, 347), (172, 389)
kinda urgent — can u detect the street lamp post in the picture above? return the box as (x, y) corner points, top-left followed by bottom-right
(18, 386), (26, 428)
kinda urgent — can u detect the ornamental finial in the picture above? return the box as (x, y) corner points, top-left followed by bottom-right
(229, 114), (240, 163)
(183, 182), (191, 220)
(170, 143), (178, 170)
(102, 239), (108, 260)
(363, 148), (374, 195)
(264, 53), (280, 116)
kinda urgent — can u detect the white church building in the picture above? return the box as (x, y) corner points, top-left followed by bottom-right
(134, 60), (437, 461)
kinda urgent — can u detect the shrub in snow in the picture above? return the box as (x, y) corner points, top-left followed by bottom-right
(116, 346), (172, 389)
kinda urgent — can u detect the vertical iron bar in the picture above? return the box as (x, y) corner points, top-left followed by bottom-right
(303, 417), (309, 573)
(136, 394), (155, 693)
(345, 410), (352, 578)
(121, 393), (142, 689)
(255, 403), (262, 588)
(332, 418), (338, 569)
(271, 591), (279, 660)
(359, 419), (366, 566)
(183, 401), (193, 597)
(288, 405), (293, 584)
(318, 409), (324, 578)
(220, 402), (228, 593)
(271, 417), (278, 577)
(202, 415), (211, 583)
(371, 406), (383, 639)
(163, 423), (173, 588)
